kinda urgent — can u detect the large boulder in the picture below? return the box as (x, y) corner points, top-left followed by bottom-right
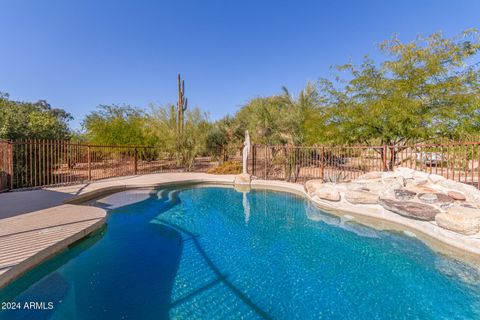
(347, 183), (369, 191)
(305, 179), (324, 196)
(379, 199), (440, 221)
(315, 184), (341, 202)
(362, 181), (386, 194)
(412, 170), (430, 180)
(345, 190), (379, 205)
(394, 167), (416, 180)
(428, 174), (446, 184)
(437, 179), (480, 203)
(357, 171), (383, 181)
(378, 179), (404, 200)
(435, 205), (480, 235)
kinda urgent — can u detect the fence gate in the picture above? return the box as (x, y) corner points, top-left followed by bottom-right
(0, 140), (12, 192)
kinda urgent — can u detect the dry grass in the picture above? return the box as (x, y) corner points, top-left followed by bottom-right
(207, 161), (242, 174)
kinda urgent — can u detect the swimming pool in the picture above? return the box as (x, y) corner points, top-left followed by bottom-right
(1, 186), (480, 319)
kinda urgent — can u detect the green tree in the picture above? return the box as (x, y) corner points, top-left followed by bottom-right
(82, 104), (156, 146)
(230, 83), (321, 148)
(205, 116), (235, 162)
(0, 92), (72, 140)
(311, 30), (480, 146)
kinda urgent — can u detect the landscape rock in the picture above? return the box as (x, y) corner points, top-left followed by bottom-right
(405, 179), (429, 187)
(394, 189), (416, 201)
(435, 206), (480, 235)
(315, 185), (341, 202)
(386, 179), (404, 190)
(395, 176), (406, 187)
(412, 170), (430, 180)
(379, 199), (440, 221)
(418, 193), (454, 204)
(428, 174), (446, 184)
(362, 181), (385, 194)
(347, 183), (368, 191)
(306, 167), (480, 232)
(345, 190), (379, 205)
(305, 179), (323, 196)
(234, 173), (251, 185)
(438, 180), (480, 202)
(405, 183), (437, 194)
(357, 171), (383, 180)
(394, 167), (416, 179)
(447, 191), (466, 201)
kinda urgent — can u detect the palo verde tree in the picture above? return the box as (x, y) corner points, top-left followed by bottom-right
(82, 104), (156, 146)
(313, 29), (480, 146)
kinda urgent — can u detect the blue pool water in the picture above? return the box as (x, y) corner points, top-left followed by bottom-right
(1, 186), (480, 319)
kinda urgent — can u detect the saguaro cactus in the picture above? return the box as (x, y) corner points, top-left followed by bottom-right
(177, 73), (188, 133)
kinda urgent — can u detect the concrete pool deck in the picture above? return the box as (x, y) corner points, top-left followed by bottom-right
(1, 172), (480, 289)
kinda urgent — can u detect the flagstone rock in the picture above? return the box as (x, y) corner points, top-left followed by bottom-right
(394, 167), (416, 179)
(448, 191), (466, 201)
(379, 199), (440, 221)
(418, 193), (454, 204)
(405, 183), (438, 194)
(345, 190), (379, 205)
(357, 171), (383, 180)
(438, 180), (480, 202)
(428, 174), (446, 184)
(348, 183), (369, 191)
(394, 189), (416, 201)
(362, 181), (385, 194)
(435, 206), (480, 235)
(315, 185), (341, 202)
(305, 179), (324, 196)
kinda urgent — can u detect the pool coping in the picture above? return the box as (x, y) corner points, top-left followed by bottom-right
(0, 205), (106, 289)
(2, 174), (480, 290)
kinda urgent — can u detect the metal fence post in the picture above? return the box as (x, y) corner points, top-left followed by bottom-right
(87, 146), (92, 181)
(390, 145), (395, 171)
(382, 145), (388, 171)
(9, 141), (13, 190)
(134, 147), (138, 175)
(264, 145), (267, 180)
(477, 144), (480, 190)
(320, 146), (325, 181)
(252, 145), (256, 176)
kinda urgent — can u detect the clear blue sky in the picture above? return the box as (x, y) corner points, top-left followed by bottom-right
(1, 0), (479, 129)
